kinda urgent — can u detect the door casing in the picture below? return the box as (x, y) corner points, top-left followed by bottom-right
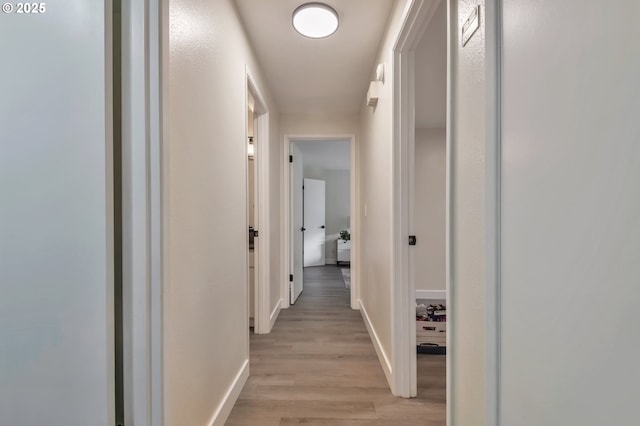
(282, 135), (358, 310)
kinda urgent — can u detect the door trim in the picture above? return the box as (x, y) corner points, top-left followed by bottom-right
(246, 68), (272, 335)
(282, 135), (358, 310)
(393, 1), (503, 423)
(391, 0), (442, 399)
(484, 1), (503, 424)
(120, 0), (165, 424)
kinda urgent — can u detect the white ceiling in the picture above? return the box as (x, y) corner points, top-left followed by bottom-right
(234, 0), (396, 115)
(415, 0), (447, 129)
(293, 140), (351, 170)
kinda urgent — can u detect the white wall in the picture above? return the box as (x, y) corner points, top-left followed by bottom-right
(0, 3), (114, 424)
(357, 0), (409, 386)
(450, 0), (488, 422)
(414, 128), (446, 293)
(281, 113), (359, 136)
(500, 1), (640, 425)
(165, 0), (279, 424)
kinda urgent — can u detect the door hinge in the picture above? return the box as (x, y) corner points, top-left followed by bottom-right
(289, 274), (293, 282)
(408, 235), (417, 246)
(254, 230), (259, 237)
(289, 155), (293, 163)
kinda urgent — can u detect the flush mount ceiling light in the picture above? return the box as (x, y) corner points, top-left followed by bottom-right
(292, 3), (339, 39)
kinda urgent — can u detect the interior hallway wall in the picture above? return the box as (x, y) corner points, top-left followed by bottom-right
(449, 0), (488, 422)
(414, 128), (446, 292)
(499, 1), (640, 424)
(357, 0), (409, 385)
(281, 113), (359, 137)
(165, 0), (279, 424)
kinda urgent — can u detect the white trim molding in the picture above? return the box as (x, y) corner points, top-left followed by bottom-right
(484, 0), (502, 424)
(268, 299), (282, 332)
(360, 301), (393, 386)
(415, 290), (447, 300)
(282, 134), (358, 311)
(207, 359), (249, 426)
(246, 68), (272, 335)
(121, 0), (164, 424)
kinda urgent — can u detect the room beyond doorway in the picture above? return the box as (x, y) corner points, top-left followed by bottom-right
(284, 136), (358, 310)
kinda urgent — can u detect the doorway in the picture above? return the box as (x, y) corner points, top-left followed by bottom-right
(284, 136), (357, 309)
(390, 0), (449, 402)
(412, 0), (448, 400)
(246, 70), (271, 335)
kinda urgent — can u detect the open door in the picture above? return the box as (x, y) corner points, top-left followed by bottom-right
(290, 144), (304, 304)
(303, 178), (326, 267)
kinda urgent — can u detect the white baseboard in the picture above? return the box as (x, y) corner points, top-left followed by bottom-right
(359, 301), (393, 390)
(351, 298), (361, 310)
(415, 290), (446, 301)
(268, 299), (282, 332)
(208, 359), (249, 426)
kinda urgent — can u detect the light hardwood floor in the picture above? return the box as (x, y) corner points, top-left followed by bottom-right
(226, 265), (446, 426)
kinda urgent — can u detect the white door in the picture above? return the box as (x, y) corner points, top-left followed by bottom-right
(303, 178), (326, 267)
(0, 3), (114, 424)
(290, 144), (304, 303)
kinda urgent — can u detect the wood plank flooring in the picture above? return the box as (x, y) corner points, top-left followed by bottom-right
(226, 265), (446, 426)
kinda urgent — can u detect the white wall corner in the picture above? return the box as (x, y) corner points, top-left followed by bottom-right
(359, 301), (393, 390)
(208, 359), (249, 426)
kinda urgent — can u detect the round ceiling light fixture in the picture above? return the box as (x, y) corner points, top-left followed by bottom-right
(292, 3), (339, 39)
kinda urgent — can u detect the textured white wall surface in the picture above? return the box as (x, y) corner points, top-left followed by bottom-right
(0, 2), (113, 424)
(500, 1), (640, 425)
(166, 0), (279, 424)
(357, 0), (409, 374)
(281, 113), (359, 137)
(414, 128), (446, 292)
(450, 0), (487, 423)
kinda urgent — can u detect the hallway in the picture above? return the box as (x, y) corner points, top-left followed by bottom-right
(226, 266), (445, 426)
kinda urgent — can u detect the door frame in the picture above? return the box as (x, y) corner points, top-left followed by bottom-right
(393, 0), (502, 424)
(120, 0), (164, 424)
(246, 68), (272, 335)
(391, 0), (442, 399)
(282, 135), (358, 310)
